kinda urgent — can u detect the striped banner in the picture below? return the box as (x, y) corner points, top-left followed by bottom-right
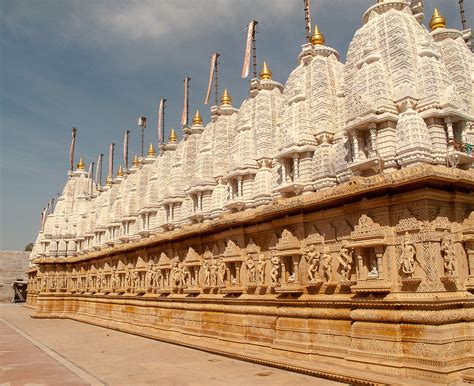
(69, 127), (77, 171)
(181, 77), (190, 126)
(108, 143), (114, 178)
(123, 130), (130, 169)
(204, 53), (219, 105)
(95, 153), (103, 187)
(158, 99), (164, 143)
(241, 20), (255, 78)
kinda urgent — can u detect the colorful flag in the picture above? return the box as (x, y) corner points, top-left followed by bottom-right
(204, 53), (219, 105)
(241, 21), (256, 78)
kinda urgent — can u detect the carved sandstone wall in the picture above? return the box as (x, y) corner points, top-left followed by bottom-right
(28, 165), (474, 385)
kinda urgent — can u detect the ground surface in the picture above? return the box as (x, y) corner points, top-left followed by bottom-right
(0, 304), (344, 385)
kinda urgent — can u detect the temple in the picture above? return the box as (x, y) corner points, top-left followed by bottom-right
(27, 1), (474, 384)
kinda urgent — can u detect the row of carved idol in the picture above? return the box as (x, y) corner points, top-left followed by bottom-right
(29, 234), (459, 296)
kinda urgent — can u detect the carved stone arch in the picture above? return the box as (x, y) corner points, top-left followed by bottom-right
(351, 214), (384, 240)
(305, 224), (325, 246)
(395, 207), (424, 234)
(223, 239), (242, 260)
(58, 240), (67, 253)
(185, 246), (201, 264)
(158, 251), (171, 268)
(203, 246), (213, 260)
(274, 228), (302, 256)
(246, 238), (260, 255)
(266, 232), (279, 251)
(212, 243), (221, 258)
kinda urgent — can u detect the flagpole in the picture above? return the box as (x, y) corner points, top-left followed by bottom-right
(252, 20), (258, 79)
(69, 127), (77, 171)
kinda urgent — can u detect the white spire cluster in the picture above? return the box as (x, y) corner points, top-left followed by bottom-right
(31, 3), (473, 261)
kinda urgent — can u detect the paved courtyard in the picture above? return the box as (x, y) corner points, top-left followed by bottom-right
(0, 304), (343, 385)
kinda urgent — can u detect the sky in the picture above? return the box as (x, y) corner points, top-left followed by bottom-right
(0, 0), (470, 250)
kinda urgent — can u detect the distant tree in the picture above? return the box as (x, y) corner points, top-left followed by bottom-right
(24, 243), (34, 251)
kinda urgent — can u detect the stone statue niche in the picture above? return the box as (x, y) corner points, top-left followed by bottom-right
(272, 229), (304, 295)
(221, 240), (245, 295)
(349, 215), (392, 294)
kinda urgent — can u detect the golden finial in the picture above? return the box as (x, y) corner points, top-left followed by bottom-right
(220, 88), (232, 106)
(429, 8), (446, 31)
(169, 128), (177, 143)
(259, 61), (272, 80)
(106, 175), (113, 186)
(147, 143), (156, 157)
(117, 165), (124, 177)
(132, 155), (140, 167)
(76, 157), (85, 171)
(310, 25), (325, 46)
(192, 110), (203, 125)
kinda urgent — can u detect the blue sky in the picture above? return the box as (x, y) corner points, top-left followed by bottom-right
(0, 0), (469, 250)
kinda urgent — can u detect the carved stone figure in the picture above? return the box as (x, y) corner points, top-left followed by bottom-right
(400, 232), (417, 278)
(367, 259), (379, 278)
(145, 261), (154, 288)
(441, 236), (456, 277)
(337, 245), (353, 281)
(202, 260), (211, 287)
(256, 254), (266, 284)
(245, 254), (256, 283)
(321, 247), (332, 283)
(131, 270), (139, 289)
(210, 260), (217, 287)
(305, 245), (321, 282)
(217, 258), (226, 286)
(270, 252), (280, 284)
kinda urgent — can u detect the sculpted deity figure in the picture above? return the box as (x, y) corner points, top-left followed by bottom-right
(179, 262), (189, 288)
(86, 272), (93, 291)
(400, 232), (417, 278)
(270, 251), (280, 284)
(98, 269), (107, 291)
(145, 260), (154, 288)
(41, 274), (47, 291)
(124, 266), (132, 288)
(153, 267), (163, 288)
(321, 247), (333, 283)
(441, 236), (456, 277)
(367, 259), (379, 278)
(202, 260), (211, 287)
(256, 254), (266, 285)
(305, 245), (320, 282)
(111, 267), (118, 290)
(131, 269), (139, 289)
(245, 254), (256, 284)
(217, 258), (226, 286)
(59, 274), (66, 290)
(170, 259), (180, 287)
(210, 260), (218, 287)
(336, 245), (353, 281)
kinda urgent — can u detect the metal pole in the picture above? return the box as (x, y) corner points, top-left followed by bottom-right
(459, 0), (467, 30)
(304, 0), (311, 42)
(140, 127), (144, 158)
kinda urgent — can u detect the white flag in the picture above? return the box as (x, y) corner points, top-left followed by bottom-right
(241, 21), (255, 78)
(204, 53), (219, 105)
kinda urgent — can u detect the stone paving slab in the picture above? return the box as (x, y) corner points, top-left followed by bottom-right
(0, 305), (344, 385)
